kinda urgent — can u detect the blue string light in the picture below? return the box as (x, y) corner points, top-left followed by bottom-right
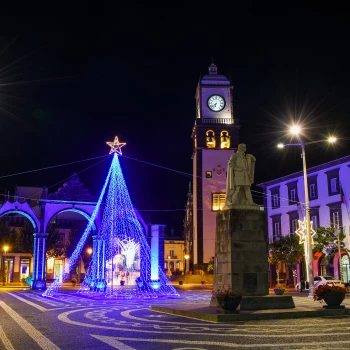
(42, 162), (112, 297)
(44, 152), (178, 298)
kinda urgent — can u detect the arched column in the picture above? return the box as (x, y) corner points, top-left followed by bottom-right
(32, 233), (48, 290)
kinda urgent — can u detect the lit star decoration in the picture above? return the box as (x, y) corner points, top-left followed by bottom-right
(295, 217), (316, 245)
(106, 136), (126, 155)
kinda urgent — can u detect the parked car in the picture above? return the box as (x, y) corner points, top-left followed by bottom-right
(295, 275), (345, 292)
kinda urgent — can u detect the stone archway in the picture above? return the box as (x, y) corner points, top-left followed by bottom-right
(0, 202), (39, 283)
(0, 201), (40, 230)
(0, 173), (163, 290)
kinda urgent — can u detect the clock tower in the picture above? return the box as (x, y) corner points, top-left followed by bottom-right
(190, 63), (240, 270)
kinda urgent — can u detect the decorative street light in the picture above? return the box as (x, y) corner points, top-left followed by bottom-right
(184, 254), (190, 275)
(277, 126), (336, 297)
(3, 245), (9, 286)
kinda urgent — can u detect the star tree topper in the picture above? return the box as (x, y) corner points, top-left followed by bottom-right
(106, 136), (126, 155)
(295, 217), (316, 245)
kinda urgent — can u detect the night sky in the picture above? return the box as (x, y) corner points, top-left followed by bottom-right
(1, 6), (350, 233)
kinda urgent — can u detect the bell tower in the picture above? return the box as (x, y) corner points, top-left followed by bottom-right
(191, 63), (240, 269)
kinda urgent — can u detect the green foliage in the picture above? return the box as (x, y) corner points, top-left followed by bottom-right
(207, 257), (214, 273)
(274, 284), (285, 293)
(313, 226), (348, 260)
(268, 234), (304, 266)
(24, 275), (33, 285)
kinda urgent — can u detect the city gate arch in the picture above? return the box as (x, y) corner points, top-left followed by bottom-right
(0, 174), (156, 290)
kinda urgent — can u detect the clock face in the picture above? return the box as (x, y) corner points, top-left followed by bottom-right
(207, 95), (225, 112)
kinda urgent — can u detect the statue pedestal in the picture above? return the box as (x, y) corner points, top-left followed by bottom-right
(213, 208), (268, 297)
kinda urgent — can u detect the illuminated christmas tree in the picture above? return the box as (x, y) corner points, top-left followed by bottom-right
(44, 137), (178, 298)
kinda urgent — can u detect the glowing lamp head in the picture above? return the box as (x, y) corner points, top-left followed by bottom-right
(277, 143), (284, 149)
(328, 136), (337, 143)
(4, 245), (8, 253)
(184, 254), (190, 260)
(290, 125), (301, 135)
(87, 248), (92, 255)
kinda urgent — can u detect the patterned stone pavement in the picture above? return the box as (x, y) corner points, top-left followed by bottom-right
(1, 288), (350, 349)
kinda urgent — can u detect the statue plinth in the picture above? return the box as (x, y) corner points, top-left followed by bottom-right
(223, 203), (261, 211)
(212, 208), (268, 297)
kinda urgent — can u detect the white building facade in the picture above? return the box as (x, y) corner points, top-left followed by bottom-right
(258, 155), (350, 284)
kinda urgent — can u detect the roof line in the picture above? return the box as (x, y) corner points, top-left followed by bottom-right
(256, 154), (350, 188)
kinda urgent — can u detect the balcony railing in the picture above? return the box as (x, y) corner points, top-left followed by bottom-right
(196, 118), (234, 125)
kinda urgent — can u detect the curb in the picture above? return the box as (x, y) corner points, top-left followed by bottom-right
(151, 305), (350, 322)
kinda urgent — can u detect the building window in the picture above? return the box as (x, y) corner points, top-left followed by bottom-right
(308, 175), (318, 200)
(310, 207), (320, 230)
(333, 211), (340, 228)
(309, 184), (316, 199)
(287, 210), (299, 235)
(330, 178), (338, 194)
(325, 168), (340, 196)
(212, 193), (226, 211)
(327, 202), (343, 230)
(206, 171), (212, 178)
(206, 130), (216, 148)
(290, 189), (296, 203)
(286, 181), (298, 205)
(220, 130), (230, 149)
(274, 222), (281, 238)
(271, 214), (282, 242)
(270, 186), (280, 209)
(291, 219), (298, 235)
(169, 249), (174, 257)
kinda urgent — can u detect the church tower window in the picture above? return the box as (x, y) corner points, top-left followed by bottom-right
(206, 130), (216, 148)
(220, 130), (230, 149)
(212, 193), (226, 211)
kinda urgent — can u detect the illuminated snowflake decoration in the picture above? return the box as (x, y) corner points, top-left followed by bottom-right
(295, 217), (316, 245)
(106, 136), (126, 155)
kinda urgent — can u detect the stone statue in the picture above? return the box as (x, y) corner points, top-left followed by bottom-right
(225, 143), (259, 209)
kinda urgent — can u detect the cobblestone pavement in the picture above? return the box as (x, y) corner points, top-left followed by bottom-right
(1, 288), (350, 349)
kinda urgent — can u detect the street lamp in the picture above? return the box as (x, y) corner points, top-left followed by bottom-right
(277, 126), (336, 297)
(184, 254), (190, 275)
(3, 245), (8, 286)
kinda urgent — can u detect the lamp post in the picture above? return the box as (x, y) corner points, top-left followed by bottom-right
(184, 254), (190, 275)
(3, 245), (8, 286)
(277, 127), (336, 297)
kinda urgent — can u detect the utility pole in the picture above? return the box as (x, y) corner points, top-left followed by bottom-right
(336, 226), (344, 281)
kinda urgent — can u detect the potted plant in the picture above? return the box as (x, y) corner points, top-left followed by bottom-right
(120, 280), (125, 286)
(313, 284), (346, 307)
(212, 285), (242, 311)
(178, 280), (184, 285)
(201, 280), (205, 285)
(273, 284), (285, 295)
(71, 277), (77, 287)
